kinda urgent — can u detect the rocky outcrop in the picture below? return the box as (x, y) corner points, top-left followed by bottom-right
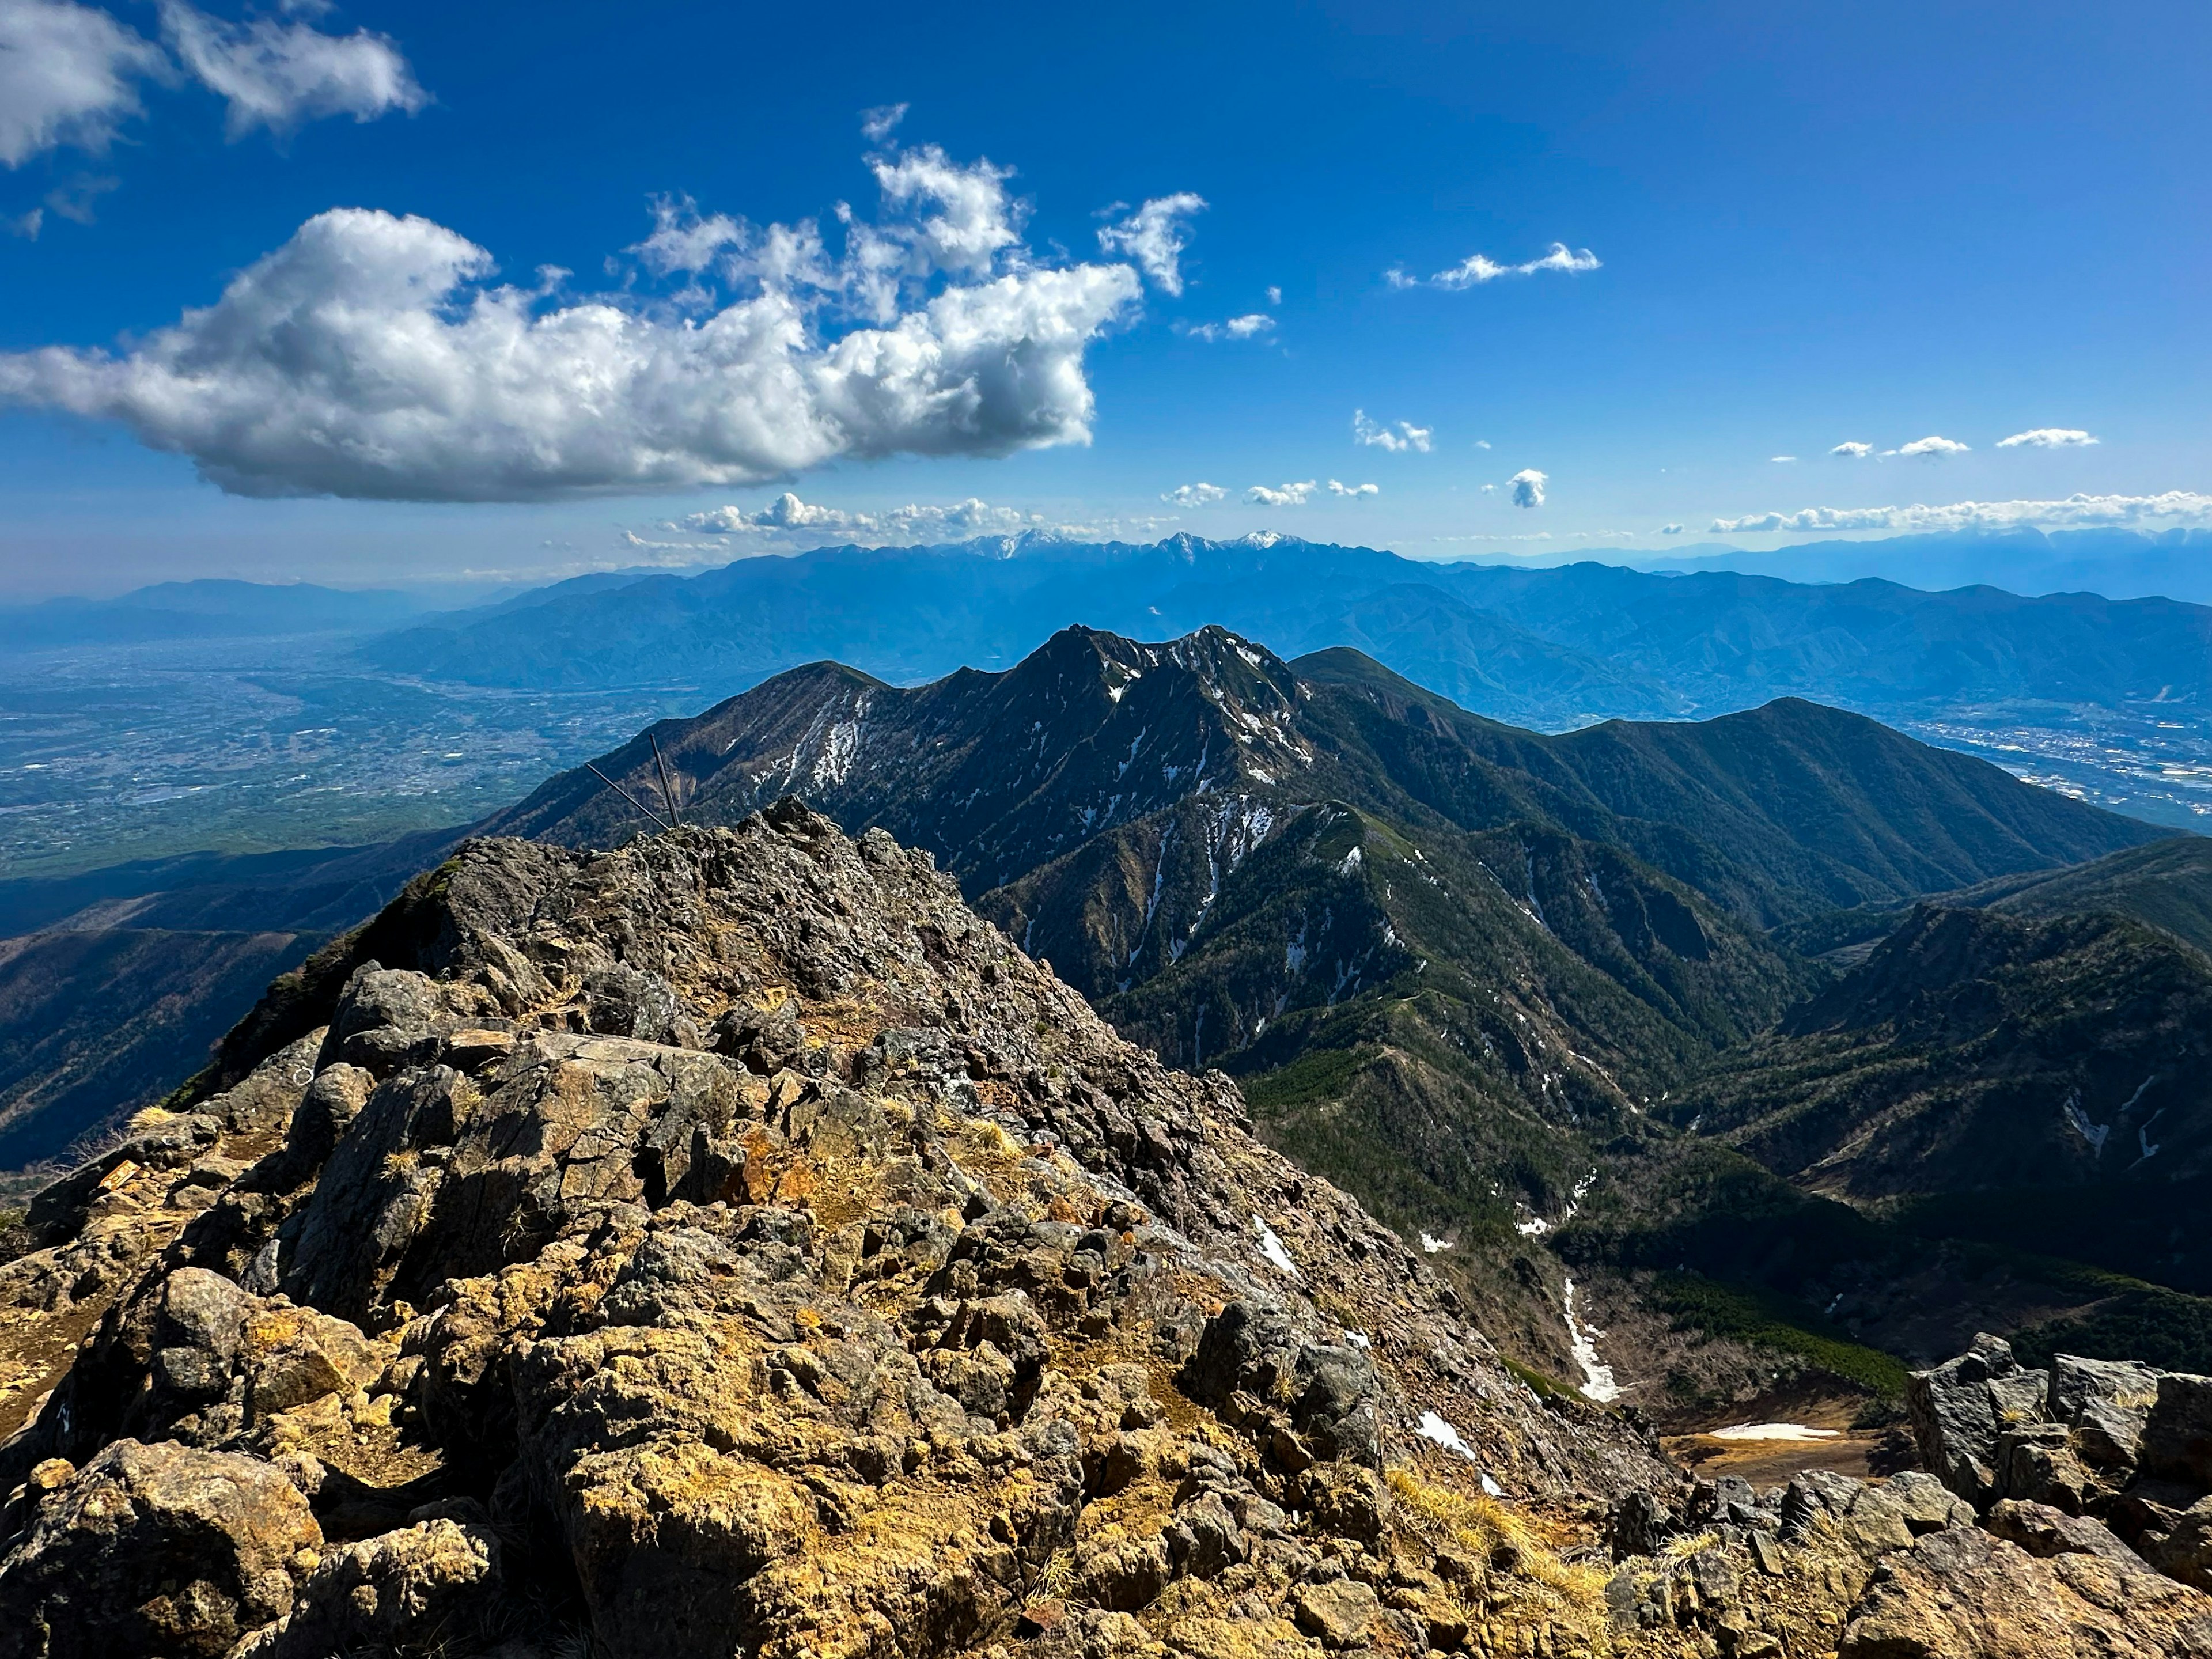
(5, 805), (2207, 1657)
(1839, 1523), (2212, 1658)
(1, 808), (1679, 1657)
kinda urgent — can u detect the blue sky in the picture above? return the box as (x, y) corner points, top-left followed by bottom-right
(0, 0), (2206, 597)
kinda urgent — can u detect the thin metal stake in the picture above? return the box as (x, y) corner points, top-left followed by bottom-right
(649, 730), (683, 825)
(584, 760), (672, 832)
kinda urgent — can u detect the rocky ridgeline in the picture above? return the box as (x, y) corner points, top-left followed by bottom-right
(0, 802), (2203, 1658)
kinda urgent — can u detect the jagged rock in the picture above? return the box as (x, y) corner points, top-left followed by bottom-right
(1984, 1498), (2143, 1565)
(0, 1439), (319, 1659)
(1993, 1422), (2090, 1513)
(1611, 1488), (1677, 1557)
(1290, 1577), (1378, 1647)
(1781, 1469), (1916, 1559)
(2141, 1495), (2212, 1592)
(1884, 1471), (1976, 1535)
(1906, 1334), (2050, 1506)
(1839, 1523), (2212, 1658)
(240, 1517), (498, 1657)
(2142, 1374), (2212, 1487)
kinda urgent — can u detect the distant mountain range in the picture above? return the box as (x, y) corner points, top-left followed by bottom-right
(1631, 526), (2212, 604)
(363, 533), (2212, 738)
(481, 623), (2177, 1379)
(0, 580), (426, 647)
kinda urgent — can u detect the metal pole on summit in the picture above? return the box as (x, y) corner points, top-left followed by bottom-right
(650, 731), (683, 825)
(584, 761), (673, 832)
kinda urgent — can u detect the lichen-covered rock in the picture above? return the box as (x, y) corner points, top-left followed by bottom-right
(0, 1439), (319, 1659)
(1839, 1523), (2212, 1658)
(241, 1516), (498, 1658)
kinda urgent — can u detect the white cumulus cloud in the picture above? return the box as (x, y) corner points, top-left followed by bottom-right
(675, 492), (1038, 539)
(1997, 427), (2099, 449)
(1097, 192), (1205, 296)
(1710, 491), (2212, 534)
(1246, 479), (1317, 506)
(0, 137), (1150, 501)
(1390, 243), (1601, 290)
(0, 0), (168, 166)
(1831, 441), (1873, 458)
(157, 0), (423, 137)
(1509, 468), (1547, 509)
(1162, 482), (1226, 506)
(1327, 479), (1378, 497)
(1351, 409), (1431, 452)
(1181, 312), (1272, 342)
(1896, 434), (1969, 458)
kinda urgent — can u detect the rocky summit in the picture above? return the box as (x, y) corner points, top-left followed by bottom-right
(1, 803), (2209, 1657)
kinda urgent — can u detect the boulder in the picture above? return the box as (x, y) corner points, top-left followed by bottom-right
(1291, 1577), (1380, 1648)
(1984, 1498), (2143, 1566)
(1906, 1334), (2050, 1506)
(2141, 1373), (2212, 1487)
(1840, 1523), (2212, 1658)
(0, 1439), (319, 1659)
(1993, 1423), (2090, 1514)
(1884, 1471), (1976, 1535)
(2141, 1494), (2212, 1592)
(241, 1517), (498, 1658)
(2050, 1353), (2160, 1478)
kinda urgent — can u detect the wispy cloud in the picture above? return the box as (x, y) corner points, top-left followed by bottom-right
(1352, 408), (1431, 452)
(0, 134), (1151, 500)
(1509, 468), (1547, 509)
(1162, 482), (1226, 506)
(1097, 192), (1206, 296)
(1472, 438), (1491, 450)
(1181, 313), (1273, 342)
(859, 102), (908, 143)
(1388, 242), (1600, 290)
(1661, 523), (1684, 535)
(156, 0), (425, 138)
(1997, 427), (2099, 449)
(1771, 455), (1797, 463)
(1327, 479), (1378, 497)
(1246, 479), (1317, 506)
(1895, 434), (1969, 458)
(0, 0), (425, 172)
(1711, 491), (2212, 534)
(1831, 441), (1873, 458)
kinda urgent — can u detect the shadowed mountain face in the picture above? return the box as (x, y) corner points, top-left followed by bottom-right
(0, 830), (465, 1171)
(482, 625), (2164, 1370)
(1675, 903), (2212, 1294)
(0, 927), (316, 1170)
